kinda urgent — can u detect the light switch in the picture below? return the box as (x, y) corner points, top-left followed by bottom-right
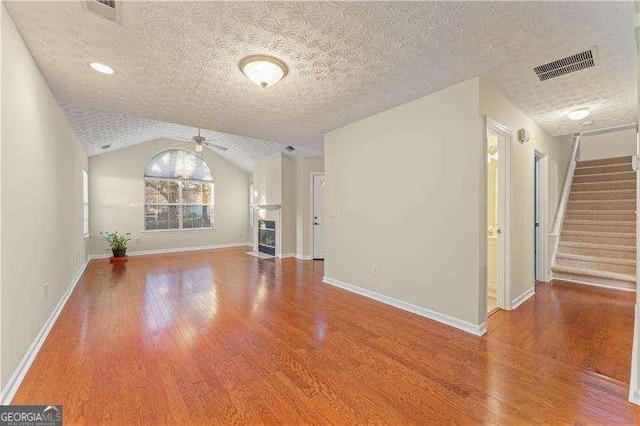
(329, 208), (337, 218)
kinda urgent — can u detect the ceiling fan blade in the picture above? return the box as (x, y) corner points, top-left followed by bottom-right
(204, 142), (228, 151)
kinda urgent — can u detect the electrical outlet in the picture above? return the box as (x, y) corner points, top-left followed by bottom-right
(44, 283), (49, 301)
(371, 264), (378, 276)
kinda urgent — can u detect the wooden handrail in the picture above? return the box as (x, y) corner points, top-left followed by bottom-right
(551, 133), (581, 236)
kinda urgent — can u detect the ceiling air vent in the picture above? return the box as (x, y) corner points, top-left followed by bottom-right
(533, 47), (597, 81)
(85, 0), (122, 24)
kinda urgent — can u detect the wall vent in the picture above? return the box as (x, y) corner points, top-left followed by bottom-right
(85, 0), (122, 24)
(533, 47), (597, 81)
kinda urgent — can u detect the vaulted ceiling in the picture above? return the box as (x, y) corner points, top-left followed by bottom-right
(4, 1), (637, 170)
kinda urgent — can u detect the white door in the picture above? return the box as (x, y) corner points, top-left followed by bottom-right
(312, 173), (325, 259)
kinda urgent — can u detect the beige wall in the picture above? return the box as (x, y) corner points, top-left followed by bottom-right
(280, 154), (297, 255)
(296, 157), (324, 258)
(579, 128), (637, 161)
(479, 78), (571, 301)
(325, 78), (483, 326)
(325, 77), (572, 330)
(89, 139), (249, 255)
(1, 7), (88, 386)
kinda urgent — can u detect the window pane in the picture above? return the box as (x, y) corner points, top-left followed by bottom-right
(167, 181), (179, 203)
(202, 183), (213, 204)
(144, 149), (213, 181)
(182, 181), (203, 204)
(182, 205), (212, 229)
(168, 206), (179, 229)
(145, 205), (159, 230)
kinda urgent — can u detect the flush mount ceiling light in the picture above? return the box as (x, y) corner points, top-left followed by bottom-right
(239, 55), (288, 88)
(89, 62), (115, 75)
(568, 108), (590, 120)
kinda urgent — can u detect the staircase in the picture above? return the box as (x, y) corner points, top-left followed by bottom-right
(552, 156), (636, 290)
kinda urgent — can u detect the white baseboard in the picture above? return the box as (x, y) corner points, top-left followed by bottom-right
(322, 276), (486, 336)
(295, 254), (313, 260)
(280, 253), (296, 259)
(0, 258), (89, 404)
(89, 242), (250, 260)
(511, 287), (535, 310)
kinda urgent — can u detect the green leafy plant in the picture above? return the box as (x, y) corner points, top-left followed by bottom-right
(100, 231), (132, 250)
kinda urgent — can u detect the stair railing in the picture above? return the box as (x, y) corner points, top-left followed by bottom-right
(551, 133), (581, 237)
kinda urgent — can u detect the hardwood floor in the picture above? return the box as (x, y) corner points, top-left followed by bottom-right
(490, 280), (636, 384)
(12, 247), (640, 424)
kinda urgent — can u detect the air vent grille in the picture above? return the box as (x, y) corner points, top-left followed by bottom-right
(85, 0), (121, 23)
(96, 0), (115, 8)
(533, 49), (596, 81)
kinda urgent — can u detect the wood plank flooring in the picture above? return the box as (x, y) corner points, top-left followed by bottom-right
(12, 247), (640, 424)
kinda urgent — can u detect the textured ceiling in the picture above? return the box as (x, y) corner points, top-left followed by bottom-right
(4, 1), (638, 160)
(60, 103), (320, 171)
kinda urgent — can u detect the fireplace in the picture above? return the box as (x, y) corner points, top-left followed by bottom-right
(258, 220), (276, 255)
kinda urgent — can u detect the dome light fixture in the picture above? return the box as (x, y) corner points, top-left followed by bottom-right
(568, 108), (590, 120)
(89, 62), (115, 75)
(239, 55), (288, 88)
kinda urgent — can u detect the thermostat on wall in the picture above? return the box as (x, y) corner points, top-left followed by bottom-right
(517, 128), (530, 144)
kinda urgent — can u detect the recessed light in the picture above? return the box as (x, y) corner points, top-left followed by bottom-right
(568, 108), (590, 120)
(579, 121), (594, 127)
(239, 55), (288, 88)
(89, 62), (115, 75)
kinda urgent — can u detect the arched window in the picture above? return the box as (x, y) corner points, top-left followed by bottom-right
(144, 149), (214, 230)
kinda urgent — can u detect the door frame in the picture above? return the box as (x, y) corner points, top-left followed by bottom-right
(534, 150), (549, 282)
(485, 117), (512, 314)
(310, 172), (325, 260)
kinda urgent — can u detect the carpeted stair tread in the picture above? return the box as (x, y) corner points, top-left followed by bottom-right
(551, 265), (635, 282)
(569, 189), (636, 200)
(558, 241), (635, 252)
(576, 156), (633, 168)
(574, 164), (632, 175)
(555, 252), (635, 267)
(571, 180), (636, 192)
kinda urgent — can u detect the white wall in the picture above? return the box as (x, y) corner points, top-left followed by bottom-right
(89, 139), (250, 256)
(324, 78), (483, 327)
(1, 6), (88, 387)
(296, 157), (324, 258)
(479, 78), (571, 305)
(579, 128), (637, 161)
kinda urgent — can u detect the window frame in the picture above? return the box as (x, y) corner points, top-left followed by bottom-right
(83, 169), (89, 237)
(143, 149), (215, 233)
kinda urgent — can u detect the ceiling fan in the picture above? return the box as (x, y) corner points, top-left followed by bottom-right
(177, 129), (228, 153)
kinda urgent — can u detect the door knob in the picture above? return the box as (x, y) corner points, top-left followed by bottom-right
(314, 222), (319, 225)
(497, 228), (502, 235)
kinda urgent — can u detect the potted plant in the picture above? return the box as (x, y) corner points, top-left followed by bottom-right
(100, 231), (132, 258)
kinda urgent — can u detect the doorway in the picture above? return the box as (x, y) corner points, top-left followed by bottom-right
(487, 132), (500, 313)
(534, 151), (548, 282)
(486, 118), (512, 315)
(311, 173), (325, 260)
